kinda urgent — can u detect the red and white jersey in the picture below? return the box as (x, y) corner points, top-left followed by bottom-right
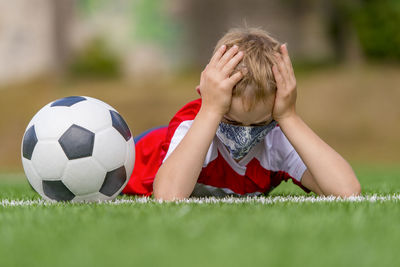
(122, 98), (309, 196)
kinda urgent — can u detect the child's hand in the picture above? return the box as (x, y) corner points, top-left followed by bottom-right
(272, 44), (297, 122)
(199, 45), (244, 117)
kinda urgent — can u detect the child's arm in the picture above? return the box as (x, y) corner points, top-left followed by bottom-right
(153, 45), (244, 200)
(272, 44), (361, 197)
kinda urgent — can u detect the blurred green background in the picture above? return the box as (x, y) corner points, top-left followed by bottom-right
(0, 0), (399, 171)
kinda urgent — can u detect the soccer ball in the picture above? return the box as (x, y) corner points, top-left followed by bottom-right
(21, 96), (135, 202)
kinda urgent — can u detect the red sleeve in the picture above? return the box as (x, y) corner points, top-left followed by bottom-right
(160, 98), (202, 160)
(123, 98), (202, 196)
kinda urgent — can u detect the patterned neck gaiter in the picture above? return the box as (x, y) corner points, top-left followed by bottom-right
(216, 120), (277, 160)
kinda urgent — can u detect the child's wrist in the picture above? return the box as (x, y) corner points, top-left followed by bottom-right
(276, 112), (300, 128)
(198, 106), (223, 125)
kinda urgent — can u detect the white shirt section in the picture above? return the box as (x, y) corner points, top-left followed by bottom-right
(257, 127), (307, 181)
(163, 121), (306, 181)
(162, 120), (218, 165)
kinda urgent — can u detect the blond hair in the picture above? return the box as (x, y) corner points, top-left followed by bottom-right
(213, 27), (281, 110)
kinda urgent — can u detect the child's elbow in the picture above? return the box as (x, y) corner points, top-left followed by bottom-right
(153, 189), (187, 202)
(338, 179), (362, 198)
(153, 172), (171, 201)
(153, 185), (171, 201)
(152, 178), (170, 201)
(153, 177), (188, 202)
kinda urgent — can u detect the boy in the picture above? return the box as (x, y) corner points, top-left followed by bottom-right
(122, 27), (361, 200)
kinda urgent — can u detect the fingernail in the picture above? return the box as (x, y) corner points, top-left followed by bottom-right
(221, 45), (226, 49)
(233, 45), (238, 49)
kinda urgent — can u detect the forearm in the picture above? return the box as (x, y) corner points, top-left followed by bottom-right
(153, 107), (221, 200)
(154, 44), (244, 200)
(279, 114), (361, 197)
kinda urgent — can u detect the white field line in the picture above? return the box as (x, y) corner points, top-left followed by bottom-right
(1, 194), (400, 207)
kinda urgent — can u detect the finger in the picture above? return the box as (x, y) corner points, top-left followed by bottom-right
(217, 45), (239, 69)
(280, 44), (295, 78)
(226, 71), (243, 88)
(210, 45), (226, 66)
(222, 51), (244, 76)
(274, 52), (290, 82)
(272, 65), (285, 90)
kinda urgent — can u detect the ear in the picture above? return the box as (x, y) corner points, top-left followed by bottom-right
(196, 85), (201, 96)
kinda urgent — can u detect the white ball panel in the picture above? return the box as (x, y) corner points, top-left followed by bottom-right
(92, 128), (127, 171)
(22, 158), (44, 196)
(85, 96), (117, 112)
(124, 138), (135, 179)
(26, 103), (52, 130)
(62, 158), (106, 196)
(31, 141), (68, 180)
(67, 100), (112, 133)
(33, 106), (75, 140)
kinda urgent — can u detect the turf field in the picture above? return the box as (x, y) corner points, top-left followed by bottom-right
(1, 164), (399, 267)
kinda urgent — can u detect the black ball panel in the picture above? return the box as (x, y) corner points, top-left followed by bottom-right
(110, 110), (132, 141)
(22, 125), (38, 160)
(59, 124), (95, 160)
(99, 166), (127, 197)
(51, 96), (87, 107)
(42, 180), (75, 201)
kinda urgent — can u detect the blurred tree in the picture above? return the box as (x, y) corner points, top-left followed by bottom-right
(131, 0), (180, 47)
(328, 0), (400, 62)
(352, 0), (400, 61)
(51, 0), (75, 73)
(69, 37), (120, 78)
(77, 0), (108, 15)
(327, 0), (364, 63)
(183, 0), (336, 67)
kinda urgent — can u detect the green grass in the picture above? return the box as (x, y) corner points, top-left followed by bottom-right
(0, 165), (400, 267)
